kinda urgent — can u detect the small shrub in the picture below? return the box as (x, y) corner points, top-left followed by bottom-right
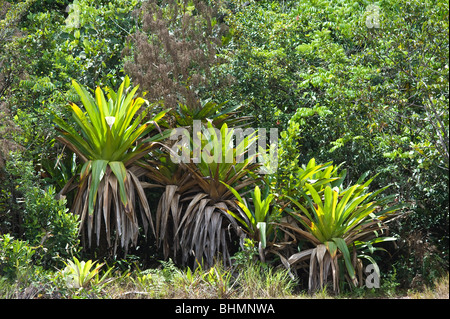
(4, 153), (80, 268)
(22, 186), (80, 268)
(0, 234), (35, 281)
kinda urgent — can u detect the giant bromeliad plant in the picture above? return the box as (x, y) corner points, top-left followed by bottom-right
(53, 76), (169, 253)
(141, 121), (262, 268)
(179, 122), (261, 267)
(278, 160), (402, 293)
(222, 183), (276, 262)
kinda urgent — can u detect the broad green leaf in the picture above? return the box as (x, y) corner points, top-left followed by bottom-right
(305, 183), (324, 213)
(325, 241), (338, 258)
(88, 160), (109, 216)
(253, 186), (262, 221)
(69, 102), (102, 152)
(94, 86), (108, 135)
(72, 80), (103, 137)
(220, 181), (245, 203)
(225, 209), (248, 230)
(332, 237), (355, 281)
(108, 161), (128, 206)
(260, 193), (274, 221)
(257, 222), (267, 249)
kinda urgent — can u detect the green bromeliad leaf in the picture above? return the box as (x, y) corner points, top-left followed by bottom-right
(108, 161), (128, 207)
(88, 160), (108, 216)
(332, 237), (356, 282)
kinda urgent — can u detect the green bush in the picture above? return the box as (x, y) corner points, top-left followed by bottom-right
(0, 234), (36, 281)
(218, 0), (448, 288)
(3, 153), (80, 268)
(22, 186), (80, 268)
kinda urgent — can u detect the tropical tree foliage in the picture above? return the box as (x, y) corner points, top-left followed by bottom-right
(124, 0), (231, 109)
(216, 0), (448, 286)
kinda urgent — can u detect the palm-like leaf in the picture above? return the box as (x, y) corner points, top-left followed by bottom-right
(54, 76), (169, 253)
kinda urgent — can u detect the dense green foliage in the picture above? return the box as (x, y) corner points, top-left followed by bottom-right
(0, 0), (448, 297)
(215, 0), (448, 287)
